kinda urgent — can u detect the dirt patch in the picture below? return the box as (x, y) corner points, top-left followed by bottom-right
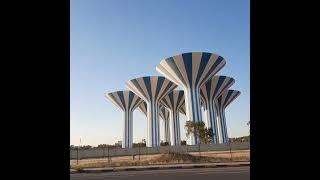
(70, 150), (249, 169)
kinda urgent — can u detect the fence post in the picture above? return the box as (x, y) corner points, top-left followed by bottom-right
(146, 146), (148, 156)
(76, 147), (79, 165)
(229, 139), (233, 161)
(186, 144), (188, 153)
(198, 143), (201, 158)
(107, 146), (110, 162)
(138, 143), (140, 160)
(132, 148), (135, 160)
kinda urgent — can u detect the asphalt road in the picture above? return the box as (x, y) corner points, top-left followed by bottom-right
(70, 166), (250, 180)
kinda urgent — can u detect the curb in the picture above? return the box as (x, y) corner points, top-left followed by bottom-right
(70, 162), (250, 174)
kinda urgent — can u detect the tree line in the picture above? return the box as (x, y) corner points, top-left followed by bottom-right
(184, 120), (250, 144)
(70, 140), (188, 150)
(70, 120), (249, 150)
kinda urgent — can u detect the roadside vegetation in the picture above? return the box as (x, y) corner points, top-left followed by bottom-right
(70, 150), (249, 170)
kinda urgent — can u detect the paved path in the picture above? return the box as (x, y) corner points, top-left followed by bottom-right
(70, 166), (249, 180)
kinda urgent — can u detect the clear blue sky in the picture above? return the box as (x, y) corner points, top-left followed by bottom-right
(71, 0), (250, 146)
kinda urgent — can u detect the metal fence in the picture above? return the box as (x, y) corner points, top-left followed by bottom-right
(70, 142), (249, 160)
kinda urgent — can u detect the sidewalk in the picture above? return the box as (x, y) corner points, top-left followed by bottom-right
(70, 161), (250, 174)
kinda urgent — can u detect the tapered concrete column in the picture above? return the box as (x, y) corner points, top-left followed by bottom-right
(169, 108), (181, 145)
(159, 106), (170, 144)
(161, 90), (184, 146)
(156, 52), (225, 145)
(138, 102), (171, 145)
(105, 91), (142, 148)
(127, 76), (177, 147)
(200, 76), (235, 143)
(216, 90), (241, 143)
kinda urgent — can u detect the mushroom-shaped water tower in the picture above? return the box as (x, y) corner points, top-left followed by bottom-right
(105, 90), (143, 148)
(156, 52), (225, 144)
(200, 76), (235, 143)
(127, 76), (177, 147)
(216, 90), (241, 143)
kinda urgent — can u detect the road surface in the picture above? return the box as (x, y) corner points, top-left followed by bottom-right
(70, 166), (249, 180)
